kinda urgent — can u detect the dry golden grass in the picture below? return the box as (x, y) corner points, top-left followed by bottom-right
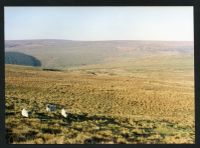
(5, 55), (194, 144)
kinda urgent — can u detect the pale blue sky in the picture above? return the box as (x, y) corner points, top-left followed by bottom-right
(5, 7), (193, 41)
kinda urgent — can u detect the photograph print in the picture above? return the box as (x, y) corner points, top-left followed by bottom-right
(5, 6), (194, 144)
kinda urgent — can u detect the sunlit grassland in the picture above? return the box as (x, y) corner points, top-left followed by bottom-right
(5, 55), (194, 144)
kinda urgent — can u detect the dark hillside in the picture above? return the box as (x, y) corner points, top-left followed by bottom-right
(5, 52), (41, 67)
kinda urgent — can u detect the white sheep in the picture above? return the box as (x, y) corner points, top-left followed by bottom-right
(46, 104), (56, 112)
(61, 108), (67, 118)
(21, 108), (29, 118)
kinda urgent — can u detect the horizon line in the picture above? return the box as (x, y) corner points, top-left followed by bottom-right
(5, 39), (194, 42)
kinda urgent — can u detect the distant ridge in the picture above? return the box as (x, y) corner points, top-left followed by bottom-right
(5, 39), (193, 69)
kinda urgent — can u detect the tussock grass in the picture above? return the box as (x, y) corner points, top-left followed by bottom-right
(5, 55), (194, 144)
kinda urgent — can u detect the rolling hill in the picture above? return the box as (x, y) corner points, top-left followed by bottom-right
(5, 40), (193, 69)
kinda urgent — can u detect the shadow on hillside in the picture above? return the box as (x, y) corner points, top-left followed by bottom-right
(62, 113), (119, 124)
(5, 52), (41, 67)
(6, 128), (38, 144)
(35, 111), (118, 124)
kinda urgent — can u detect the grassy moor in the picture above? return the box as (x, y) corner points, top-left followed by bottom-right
(5, 40), (194, 144)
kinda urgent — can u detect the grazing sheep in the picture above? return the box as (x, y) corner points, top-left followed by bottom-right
(46, 104), (56, 112)
(61, 108), (67, 118)
(21, 108), (29, 118)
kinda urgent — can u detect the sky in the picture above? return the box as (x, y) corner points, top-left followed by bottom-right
(5, 7), (193, 41)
